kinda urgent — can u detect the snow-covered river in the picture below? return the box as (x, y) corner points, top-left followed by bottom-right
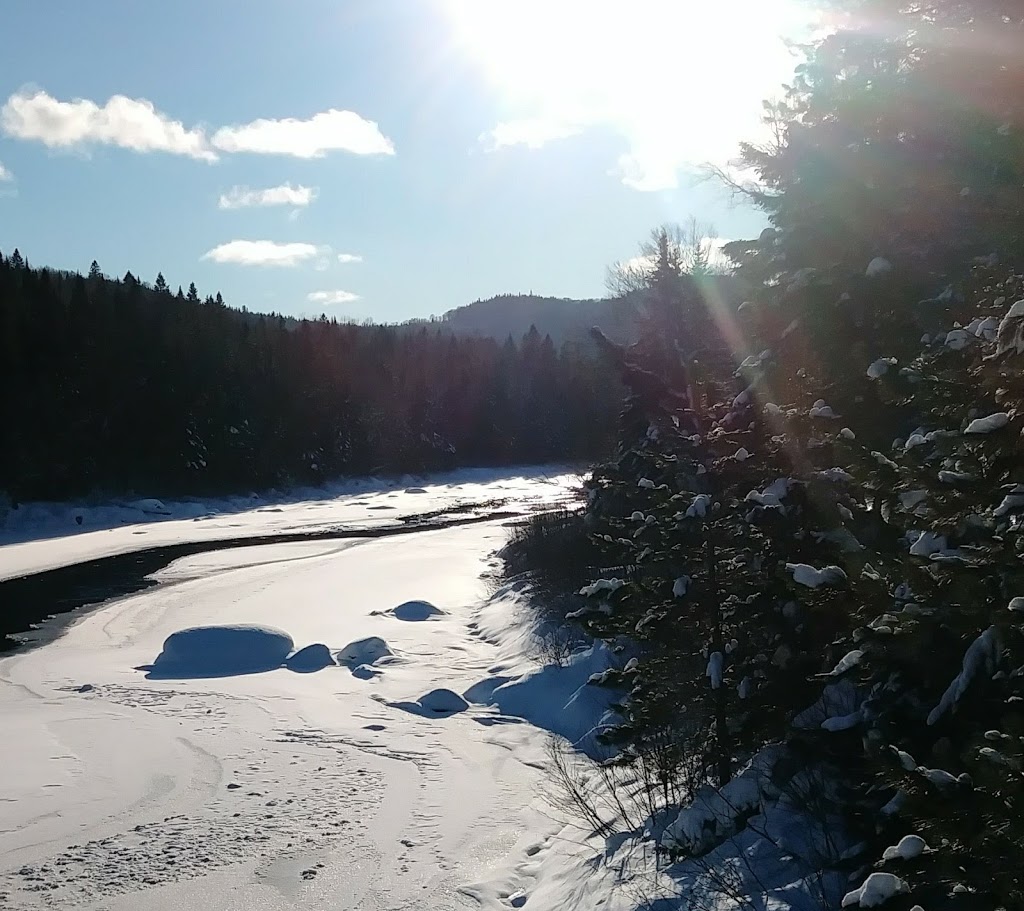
(0, 469), (628, 911)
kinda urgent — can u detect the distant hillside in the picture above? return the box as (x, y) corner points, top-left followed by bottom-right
(404, 276), (748, 346)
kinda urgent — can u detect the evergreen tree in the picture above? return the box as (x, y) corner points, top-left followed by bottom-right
(154, 272), (169, 293)
(88, 260), (101, 280)
(186, 282), (200, 303)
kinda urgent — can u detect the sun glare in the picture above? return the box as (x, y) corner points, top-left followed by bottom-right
(445, 0), (811, 187)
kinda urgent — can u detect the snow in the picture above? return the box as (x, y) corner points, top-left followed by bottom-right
(685, 493), (712, 518)
(0, 465), (583, 582)
(734, 446), (752, 460)
(638, 477), (656, 489)
(793, 680), (860, 729)
(867, 358), (895, 379)
(661, 747), (785, 856)
(829, 649), (865, 676)
(821, 708), (862, 731)
(579, 577), (624, 597)
(922, 767), (960, 789)
(672, 575), (691, 597)
(382, 599), (445, 621)
(840, 427), (856, 440)
(809, 401), (840, 419)
(733, 385), (754, 407)
(284, 642), (335, 673)
(0, 473), (624, 911)
(865, 257), (893, 278)
(909, 530), (948, 557)
(335, 635), (394, 667)
(974, 315), (999, 340)
(944, 328), (971, 350)
(994, 484), (1024, 516)
(706, 651), (724, 689)
(997, 301), (1024, 354)
(746, 477), (792, 507)
(894, 748), (917, 771)
(146, 624), (296, 679)
(842, 872), (908, 907)
(927, 625), (1001, 725)
(816, 467), (855, 483)
(882, 834), (928, 861)
(964, 412), (1009, 434)
(472, 643), (621, 754)
(787, 563), (848, 589)
(393, 687), (469, 716)
(1009, 597), (1024, 613)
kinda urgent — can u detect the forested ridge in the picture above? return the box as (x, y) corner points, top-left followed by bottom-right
(507, 1), (1024, 908)
(0, 256), (621, 501)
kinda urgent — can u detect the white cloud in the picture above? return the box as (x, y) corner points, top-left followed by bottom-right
(201, 240), (327, 267)
(218, 183), (317, 209)
(1, 89), (215, 160)
(307, 289), (360, 306)
(0, 161), (11, 181)
(337, 253), (363, 264)
(212, 109), (394, 158)
(482, 118), (582, 150)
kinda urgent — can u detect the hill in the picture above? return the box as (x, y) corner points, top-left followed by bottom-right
(402, 275), (748, 346)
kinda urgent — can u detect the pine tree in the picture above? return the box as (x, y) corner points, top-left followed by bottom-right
(154, 272), (169, 294)
(828, 267), (1024, 907)
(186, 282), (200, 303)
(10, 248), (24, 269)
(88, 260), (102, 280)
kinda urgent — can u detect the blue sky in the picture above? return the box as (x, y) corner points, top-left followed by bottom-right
(0, 0), (808, 321)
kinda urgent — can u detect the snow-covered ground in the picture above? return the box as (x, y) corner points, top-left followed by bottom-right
(0, 466), (581, 581)
(0, 469), (652, 911)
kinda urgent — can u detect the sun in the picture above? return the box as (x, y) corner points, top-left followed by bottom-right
(443, 0), (812, 185)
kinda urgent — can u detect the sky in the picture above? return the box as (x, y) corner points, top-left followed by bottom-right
(0, 0), (811, 322)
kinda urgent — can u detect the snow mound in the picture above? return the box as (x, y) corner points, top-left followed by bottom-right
(385, 600), (445, 621)
(579, 578), (624, 597)
(787, 563), (848, 588)
(964, 412), (1009, 434)
(336, 636), (394, 666)
(284, 643), (335, 673)
(126, 497), (172, 515)
(404, 487), (428, 494)
(882, 834), (928, 861)
(387, 688), (469, 717)
(865, 257), (893, 278)
(146, 625), (295, 678)
(418, 688), (469, 714)
(842, 872), (908, 907)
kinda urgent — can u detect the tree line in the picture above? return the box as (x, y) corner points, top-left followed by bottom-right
(0, 254), (621, 501)
(511, 0), (1024, 907)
